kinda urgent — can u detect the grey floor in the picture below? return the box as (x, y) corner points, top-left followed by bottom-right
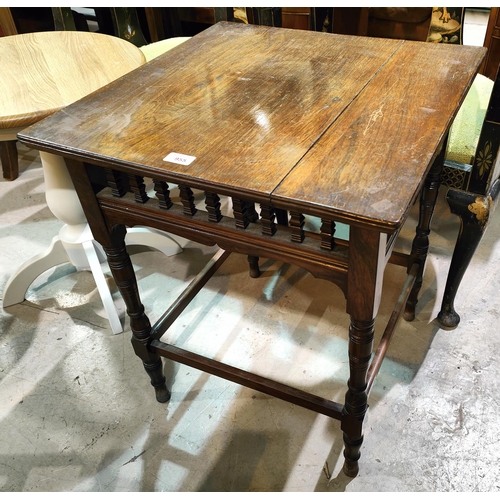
(1, 10), (499, 493)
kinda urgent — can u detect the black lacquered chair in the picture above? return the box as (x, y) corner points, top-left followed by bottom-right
(438, 65), (500, 329)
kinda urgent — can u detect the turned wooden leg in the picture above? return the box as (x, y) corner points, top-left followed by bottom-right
(1, 140), (19, 181)
(105, 224), (170, 403)
(404, 150), (445, 321)
(65, 158), (169, 402)
(437, 184), (499, 329)
(342, 317), (374, 477)
(342, 227), (384, 476)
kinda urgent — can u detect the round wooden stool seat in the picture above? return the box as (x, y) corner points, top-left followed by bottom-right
(0, 30), (145, 132)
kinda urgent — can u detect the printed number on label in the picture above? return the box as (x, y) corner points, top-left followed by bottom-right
(163, 152), (196, 165)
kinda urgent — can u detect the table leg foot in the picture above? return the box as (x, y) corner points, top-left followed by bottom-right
(143, 357), (170, 403)
(104, 225), (168, 402)
(436, 306), (460, 330)
(1, 140), (19, 181)
(342, 434), (362, 477)
(247, 255), (260, 278)
(403, 295), (418, 322)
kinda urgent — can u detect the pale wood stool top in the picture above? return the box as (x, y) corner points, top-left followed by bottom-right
(0, 30), (145, 130)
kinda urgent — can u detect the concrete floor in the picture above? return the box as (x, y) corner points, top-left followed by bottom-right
(1, 10), (499, 493)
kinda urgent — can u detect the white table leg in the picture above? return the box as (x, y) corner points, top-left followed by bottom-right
(126, 226), (188, 255)
(3, 151), (185, 333)
(82, 238), (123, 334)
(2, 235), (68, 306)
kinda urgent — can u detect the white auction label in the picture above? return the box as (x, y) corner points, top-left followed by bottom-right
(163, 152), (196, 165)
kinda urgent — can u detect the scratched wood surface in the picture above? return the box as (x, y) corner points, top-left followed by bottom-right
(18, 23), (402, 198)
(273, 40), (486, 228)
(0, 31), (145, 130)
(19, 22), (485, 229)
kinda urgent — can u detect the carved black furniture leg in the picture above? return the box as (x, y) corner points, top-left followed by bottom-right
(404, 150), (445, 321)
(437, 182), (500, 329)
(105, 224), (170, 403)
(1, 140), (19, 181)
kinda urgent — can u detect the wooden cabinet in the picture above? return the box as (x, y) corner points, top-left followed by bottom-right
(482, 8), (500, 79)
(281, 7), (312, 30)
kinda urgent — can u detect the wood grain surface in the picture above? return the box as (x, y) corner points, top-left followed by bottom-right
(19, 22), (485, 229)
(0, 30), (145, 129)
(273, 40), (487, 227)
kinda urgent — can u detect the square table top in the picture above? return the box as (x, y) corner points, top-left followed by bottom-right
(19, 22), (485, 232)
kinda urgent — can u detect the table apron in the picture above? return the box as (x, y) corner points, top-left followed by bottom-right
(98, 198), (351, 293)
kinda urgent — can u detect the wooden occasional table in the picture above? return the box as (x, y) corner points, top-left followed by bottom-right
(18, 22), (485, 476)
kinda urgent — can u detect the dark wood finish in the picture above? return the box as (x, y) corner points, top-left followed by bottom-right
(153, 180), (173, 209)
(204, 192), (222, 222)
(362, 7), (432, 42)
(260, 204), (276, 236)
(176, 7), (218, 25)
(108, 7), (148, 47)
(405, 146), (447, 321)
(159, 7), (282, 37)
(18, 22), (485, 477)
(0, 7), (18, 36)
(105, 169), (128, 197)
(438, 64), (500, 329)
(151, 337), (344, 418)
(437, 181), (500, 329)
(320, 219), (336, 251)
(331, 7), (366, 36)
(281, 7), (312, 31)
(128, 174), (149, 203)
(481, 8), (500, 80)
(289, 212), (305, 243)
(178, 185), (197, 216)
(0, 141), (18, 180)
(248, 7), (281, 28)
(51, 7), (77, 31)
(331, 7), (433, 41)
(247, 255), (261, 278)
(168, 6), (235, 36)
(144, 7), (165, 42)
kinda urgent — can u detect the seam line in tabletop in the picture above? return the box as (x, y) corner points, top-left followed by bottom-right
(17, 34), (407, 206)
(269, 39), (406, 203)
